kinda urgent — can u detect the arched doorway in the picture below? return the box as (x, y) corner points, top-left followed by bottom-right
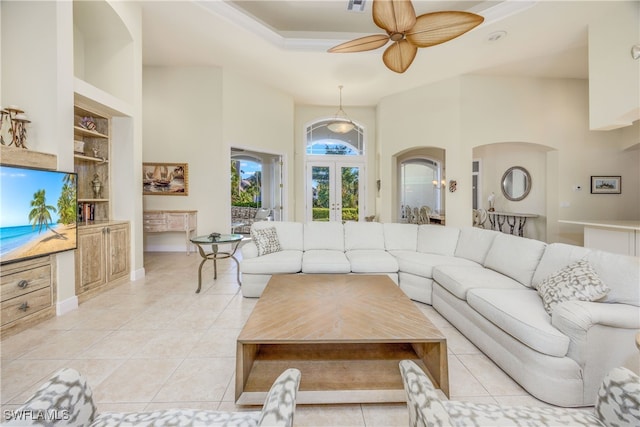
(396, 147), (446, 224)
(230, 147), (284, 233)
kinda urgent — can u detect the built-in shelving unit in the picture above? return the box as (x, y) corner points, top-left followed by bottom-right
(73, 99), (130, 301)
(73, 105), (110, 222)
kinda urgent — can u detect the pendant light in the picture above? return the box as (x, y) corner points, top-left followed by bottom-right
(327, 85), (355, 134)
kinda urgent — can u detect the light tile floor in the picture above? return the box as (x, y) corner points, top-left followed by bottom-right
(2, 252), (559, 426)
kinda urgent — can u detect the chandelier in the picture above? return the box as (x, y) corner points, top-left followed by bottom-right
(327, 85), (355, 134)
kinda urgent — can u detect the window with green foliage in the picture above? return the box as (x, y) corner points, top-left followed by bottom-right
(231, 159), (262, 207)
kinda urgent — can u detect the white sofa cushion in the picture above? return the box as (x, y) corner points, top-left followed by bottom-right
(302, 250), (351, 273)
(531, 243), (591, 288)
(454, 227), (501, 264)
(467, 288), (570, 357)
(240, 250), (302, 274)
(484, 233), (547, 287)
(344, 222), (385, 250)
(252, 221), (303, 251)
(587, 250), (640, 306)
(433, 265), (524, 300)
(417, 225), (461, 256)
(304, 222), (344, 251)
(390, 251), (478, 279)
(346, 249), (398, 273)
(383, 223), (418, 251)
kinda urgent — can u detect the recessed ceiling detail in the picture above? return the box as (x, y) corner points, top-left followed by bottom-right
(212, 1), (530, 52)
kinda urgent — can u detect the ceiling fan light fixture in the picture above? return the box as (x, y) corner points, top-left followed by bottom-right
(327, 85), (355, 134)
(328, 0), (485, 73)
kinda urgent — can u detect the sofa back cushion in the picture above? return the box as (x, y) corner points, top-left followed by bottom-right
(304, 222), (344, 251)
(383, 223), (418, 251)
(252, 221), (303, 251)
(454, 227), (501, 264)
(531, 243), (591, 288)
(417, 225), (461, 256)
(344, 222), (385, 250)
(484, 233), (547, 287)
(587, 250), (640, 306)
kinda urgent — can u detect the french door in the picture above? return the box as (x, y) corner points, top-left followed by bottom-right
(307, 162), (364, 222)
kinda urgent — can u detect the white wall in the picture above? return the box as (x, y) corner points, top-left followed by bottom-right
(588, 1), (640, 130)
(142, 67), (223, 251)
(377, 78), (462, 224)
(142, 68), (295, 251)
(223, 71), (294, 219)
(1, 0), (76, 304)
(377, 75), (639, 243)
(473, 143), (548, 241)
(104, 1), (144, 279)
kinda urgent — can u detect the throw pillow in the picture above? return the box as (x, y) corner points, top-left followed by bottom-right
(251, 226), (281, 256)
(536, 259), (610, 315)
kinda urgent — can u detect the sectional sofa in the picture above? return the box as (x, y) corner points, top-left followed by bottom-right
(240, 221), (640, 407)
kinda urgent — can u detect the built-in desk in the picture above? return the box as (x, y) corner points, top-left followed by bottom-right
(558, 220), (640, 256)
(143, 210), (197, 254)
(487, 211), (538, 237)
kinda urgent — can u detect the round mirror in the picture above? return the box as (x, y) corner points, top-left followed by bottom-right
(501, 166), (531, 201)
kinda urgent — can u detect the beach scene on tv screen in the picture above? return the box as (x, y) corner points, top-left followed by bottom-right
(0, 166), (77, 264)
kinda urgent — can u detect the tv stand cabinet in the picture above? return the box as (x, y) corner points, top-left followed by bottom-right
(0, 256), (56, 339)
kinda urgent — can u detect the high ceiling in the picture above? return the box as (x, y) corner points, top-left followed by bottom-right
(140, 1), (618, 106)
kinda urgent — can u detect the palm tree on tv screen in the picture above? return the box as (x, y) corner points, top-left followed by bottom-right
(28, 189), (64, 238)
(57, 174), (77, 225)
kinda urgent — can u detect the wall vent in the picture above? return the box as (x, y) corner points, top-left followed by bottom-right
(347, 0), (366, 12)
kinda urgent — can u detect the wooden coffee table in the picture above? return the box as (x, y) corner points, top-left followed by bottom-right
(235, 274), (448, 405)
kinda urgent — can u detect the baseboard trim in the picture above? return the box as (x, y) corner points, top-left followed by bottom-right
(144, 244), (190, 253)
(56, 296), (78, 316)
(131, 267), (145, 281)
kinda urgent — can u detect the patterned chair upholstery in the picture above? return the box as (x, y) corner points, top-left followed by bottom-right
(399, 360), (640, 427)
(231, 207), (272, 234)
(3, 367), (301, 427)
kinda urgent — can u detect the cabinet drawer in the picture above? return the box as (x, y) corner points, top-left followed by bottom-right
(166, 214), (187, 231)
(143, 213), (164, 221)
(1, 287), (52, 326)
(143, 220), (167, 232)
(0, 265), (51, 302)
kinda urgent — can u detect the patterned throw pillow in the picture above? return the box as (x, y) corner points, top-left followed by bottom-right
(536, 259), (610, 315)
(251, 226), (281, 256)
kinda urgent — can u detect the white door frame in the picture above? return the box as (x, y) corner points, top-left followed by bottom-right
(306, 161), (365, 222)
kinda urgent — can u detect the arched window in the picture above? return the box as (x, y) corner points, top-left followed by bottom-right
(400, 158), (443, 219)
(306, 120), (364, 156)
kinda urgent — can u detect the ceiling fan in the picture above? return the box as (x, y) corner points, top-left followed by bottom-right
(328, 0), (485, 73)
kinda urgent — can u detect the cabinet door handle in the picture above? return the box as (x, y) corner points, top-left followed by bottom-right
(17, 280), (29, 289)
(19, 302), (29, 312)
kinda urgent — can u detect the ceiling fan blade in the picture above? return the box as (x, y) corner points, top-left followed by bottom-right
(373, 0), (416, 34)
(382, 40), (417, 73)
(328, 34), (390, 53)
(406, 11), (484, 48)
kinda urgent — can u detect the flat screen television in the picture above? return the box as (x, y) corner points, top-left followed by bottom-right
(0, 164), (78, 265)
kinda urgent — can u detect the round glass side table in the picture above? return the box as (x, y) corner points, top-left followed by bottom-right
(190, 233), (244, 293)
